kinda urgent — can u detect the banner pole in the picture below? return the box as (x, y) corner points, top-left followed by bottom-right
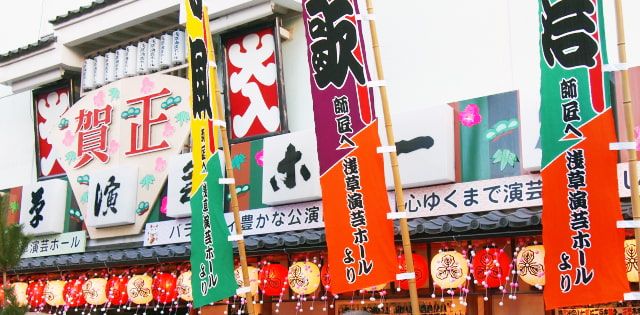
(614, 0), (640, 282)
(214, 90), (256, 314)
(364, 1), (420, 314)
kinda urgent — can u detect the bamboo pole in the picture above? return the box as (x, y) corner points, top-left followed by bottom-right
(214, 84), (256, 315)
(614, 0), (640, 283)
(364, 1), (420, 314)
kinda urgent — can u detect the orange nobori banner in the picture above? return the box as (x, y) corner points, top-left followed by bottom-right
(302, 0), (396, 293)
(539, 0), (628, 309)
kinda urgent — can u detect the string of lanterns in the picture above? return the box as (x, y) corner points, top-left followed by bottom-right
(11, 241), (640, 314)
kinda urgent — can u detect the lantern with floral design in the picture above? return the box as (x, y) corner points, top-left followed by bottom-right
(517, 245), (545, 286)
(396, 253), (429, 290)
(83, 278), (108, 305)
(63, 279), (86, 307)
(288, 262), (320, 295)
(234, 266), (260, 298)
(176, 271), (193, 301)
(43, 280), (66, 307)
(259, 264), (288, 297)
(431, 250), (469, 289)
(472, 248), (510, 288)
(153, 273), (178, 303)
(127, 275), (153, 305)
(12, 282), (28, 307)
(625, 239), (639, 282)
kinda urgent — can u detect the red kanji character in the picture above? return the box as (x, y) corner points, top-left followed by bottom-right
(74, 105), (113, 168)
(125, 88), (171, 156)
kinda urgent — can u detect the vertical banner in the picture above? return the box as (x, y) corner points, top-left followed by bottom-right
(302, 0), (397, 293)
(185, 1), (238, 307)
(539, 0), (628, 309)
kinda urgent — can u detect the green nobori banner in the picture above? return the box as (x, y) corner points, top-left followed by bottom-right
(190, 152), (238, 308)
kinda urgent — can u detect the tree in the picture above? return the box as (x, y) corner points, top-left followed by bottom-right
(0, 193), (31, 315)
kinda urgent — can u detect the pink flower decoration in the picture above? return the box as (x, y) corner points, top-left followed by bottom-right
(62, 130), (74, 147)
(160, 196), (168, 215)
(107, 140), (120, 154)
(255, 149), (264, 167)
(94, 91), (106, 108)
(155, 157), (167, 172)
(459, 104), (482, 127)
(141, 77), (155, 94)
(163, 123), (175, 137)
(635, 126), (640, 151)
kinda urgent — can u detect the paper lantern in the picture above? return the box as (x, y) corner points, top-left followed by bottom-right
(107, 277), (129, 306)
(64, 279), (86, 307)
(517, 245), (545, 286)
(153, 273), (178, 303)
(288, 262), (320, 295)
(259, 264), (288, 296)
(83, 278), (108, 305)
(27, 281), (46, 308)
(0, 287), (4, 305)
(472, 248), (510, 288)
(12, 282), (28, 307)
(176, 271), (193, 301)
(320, 264), (331, 292)
(396, 253), (429, 290)
(127, 275), (153, 304)
(234, 266), (260, 298)
(625, 239), (639, 282)
(44, 280), (66, 307)
(431, 250), (469, 289)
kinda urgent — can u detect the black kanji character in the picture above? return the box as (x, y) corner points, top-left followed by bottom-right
(28, 187), (45, 228)
(570, 210), (590, 231)
(541, 0), (598, 69)
(336, 115), (353, 134)
(525, 180), (543, 200)
(566, 149), (585, 170)
(270, 144), (311, 191)
(180, 160), (193, 204)
(342, 157), (359, 175)
(305, 206), (320, 223)
(94, 176), (121, 217)
(352, 227), (369, 244)
(571, 230), (592, 250)
(567, 169), (587, 190)
(241, 214), (254, 230)
(188, 38), (212, 119)
(562, 100), (581, 123)
(504, 182), (524, 203)
(305, 0), (365, 88)
(560, 77), (578, 99)
(349, 209), (366, 228)
(347, 192), (363, 210)
(345, 174), (361, 192)
(333, 95), (349, 115)
(288, 209), (302, 225)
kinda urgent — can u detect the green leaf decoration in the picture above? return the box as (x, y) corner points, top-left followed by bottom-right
(136, 201), (150, 215)
(139, 175), (156, 190)
(65, 151), (77, 165)
(108, 88), (120, 101)
(485, 118), (520, 141)
(231, 154), (246, 170)
(175, 111), (190, 127)
(226, 185), (250, 200)
(9, 201), (19, 214)
(492, 149), (520, 171)
(81, 191), (89, 204)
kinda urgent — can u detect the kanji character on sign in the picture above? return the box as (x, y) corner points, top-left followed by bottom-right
(269, 144), (311, 191)
(28, 187), (45, 228)
(94, 176), (121, 217)
(74, 105), (113, 168)
(125, 88), (171, 156)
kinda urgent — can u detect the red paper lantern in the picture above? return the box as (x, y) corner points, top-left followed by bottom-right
(396, 254), (429, 290)
(27, 281), (46, 308)
(107, 277), (129, 306)
(152, 273), (177, 303)
(258, 264), (288, 296)
(472, 248), (511, 288)
(63, 279), (86, 307)
(320, 264), (331, 292)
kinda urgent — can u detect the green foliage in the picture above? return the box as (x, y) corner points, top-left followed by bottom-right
(0, 193), (31, 314)
(492, 149), (520, 171)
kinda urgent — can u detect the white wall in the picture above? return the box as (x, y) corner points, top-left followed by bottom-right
(0, 92), (36, 190)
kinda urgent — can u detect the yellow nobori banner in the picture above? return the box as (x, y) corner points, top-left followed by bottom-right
(185, 3), (221, 194)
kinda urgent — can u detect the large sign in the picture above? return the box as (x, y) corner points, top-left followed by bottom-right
(19, 179), (67, 236)
(185, 0), (237, 307)
(49, 74), (191, 238)
(22, 231), (87, 258)
(34, 85), (71, 178)
(86, 166), (138, 228)
(223, 25), (283, 140)
(302, 0), (399, 292)
(539, 0), (628, 308)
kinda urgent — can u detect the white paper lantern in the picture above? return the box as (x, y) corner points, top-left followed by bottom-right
(136, 41), (148, 75)
(82, 58), (96, 91)
(517, 245), (545, 286)
(105, 52), (117, 83)
(625, 240), (639, 282)
(160, 33), (173, 68)
(147, 37), (161, 71)
(176, 271), (193, 301)
(44, 280), (66, 307)
(127, 275), (153, 304)
(125, 45), (137, 77)
(431, 250), (469, 289)
(234, 267), (259, 298)
(172, 30), (185, 65)
(83, 278), (108, 305)
(11, 282), (28, 307)
(115, 48), (127, 79)
(94, 55), (106, 87)
(288, 262), (320, 295)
